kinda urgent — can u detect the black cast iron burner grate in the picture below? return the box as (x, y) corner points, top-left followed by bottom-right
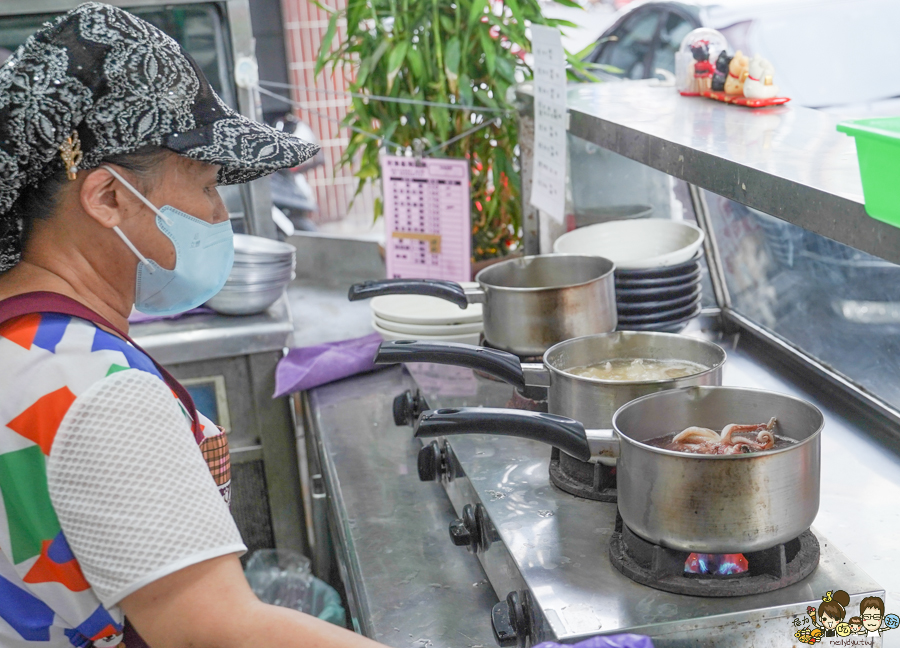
(608, 513), (820, 597)
(549, 447), (617, 502)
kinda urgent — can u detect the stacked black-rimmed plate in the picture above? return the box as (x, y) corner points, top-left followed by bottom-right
(615, 252), (704, 332)
(553, 219), (705, 333)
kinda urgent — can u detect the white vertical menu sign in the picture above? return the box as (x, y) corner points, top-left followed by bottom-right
(382, 156), (472, 282)
(529, 25), (567, 227)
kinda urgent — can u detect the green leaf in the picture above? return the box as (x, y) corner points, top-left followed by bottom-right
(358, 163), (381, 179)
(566, 53), (600, 82)
(431, 106), (451, 143)
(496, 56), (515, 83)
(386, 40), (409, 91)
(549, 0), (582, 7)
(387, 40), (410, 77)
(373, 196), (383, 222)
(573, 39), (599, 61)
(479, 29), (496, 75)
(468, 0), (488, 28)
(443, 36), (461, 93)
(439, 14), (454, 34)
(474, 88), (498, 109)
(458, 73), (474, 106)
(314, 11), (340, 76)
(356, 39), (390, 88)
(445, 37), (461, 75)
(545, 19), (579, 29)
(381, 120), (400, 148)
(505, 0), (524, 24)
(406, 46), (425, 80)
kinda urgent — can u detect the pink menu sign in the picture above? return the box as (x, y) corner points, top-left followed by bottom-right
(382, 155), (471, 282)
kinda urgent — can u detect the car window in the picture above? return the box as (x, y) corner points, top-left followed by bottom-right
(596, 9), (662, 80)
(652, 11), (694, 75)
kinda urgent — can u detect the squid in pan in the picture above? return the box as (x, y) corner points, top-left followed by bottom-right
(669, 417), (777, 454)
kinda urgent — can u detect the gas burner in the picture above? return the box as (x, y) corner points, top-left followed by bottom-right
(608, 514), (820, 597)
(548, 447), (617, 502)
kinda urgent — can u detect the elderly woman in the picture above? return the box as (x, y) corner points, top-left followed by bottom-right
(0, 4), (385, 648)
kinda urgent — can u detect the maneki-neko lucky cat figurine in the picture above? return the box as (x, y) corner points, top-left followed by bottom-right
(711, 50), (732, 92)
(743, 54), (779, 99)
(723, 50), (749, 95)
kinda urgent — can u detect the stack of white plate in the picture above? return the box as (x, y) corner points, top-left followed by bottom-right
(371, 284), (483, 344)
(206, 234), (296, 315)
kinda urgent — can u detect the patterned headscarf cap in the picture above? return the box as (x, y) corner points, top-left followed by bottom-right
(0, 2), (319, 271)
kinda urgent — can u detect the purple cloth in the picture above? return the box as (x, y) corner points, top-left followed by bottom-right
(128, 306), (215, 324)
(534, 636), (654, 648)
(274, 333), (383, 397)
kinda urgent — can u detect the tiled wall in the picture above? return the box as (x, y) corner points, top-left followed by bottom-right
(280, 0), (376, 226)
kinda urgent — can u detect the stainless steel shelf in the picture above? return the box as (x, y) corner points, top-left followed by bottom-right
(518, 81), (900, 266)
(130, 297), (293, 365)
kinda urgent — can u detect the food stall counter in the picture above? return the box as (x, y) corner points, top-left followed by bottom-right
(302, 320), (900, 646)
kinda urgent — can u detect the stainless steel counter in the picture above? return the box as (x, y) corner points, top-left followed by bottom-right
(306, 366), (508, 647)
(517, 81), (900, 266)
(129, 296), (294, 365)
(286, 284), (373, 348)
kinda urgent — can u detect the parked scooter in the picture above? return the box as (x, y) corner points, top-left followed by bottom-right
(269, 113), (324, 239)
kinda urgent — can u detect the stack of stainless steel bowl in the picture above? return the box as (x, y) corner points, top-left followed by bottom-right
(206, 234), (296, 315)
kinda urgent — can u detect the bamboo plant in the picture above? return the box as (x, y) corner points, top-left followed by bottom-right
(315, 0), (588, 261)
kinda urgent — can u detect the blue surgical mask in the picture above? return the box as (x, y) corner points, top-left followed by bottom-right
(103, 165), (234, 316)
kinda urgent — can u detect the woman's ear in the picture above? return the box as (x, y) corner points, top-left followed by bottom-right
(79, 167), (135, 229)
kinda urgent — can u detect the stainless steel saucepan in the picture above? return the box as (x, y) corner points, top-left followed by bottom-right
(348, 254), (616, 356)
(415, 386), (823, 553)
(376, 331), (726, 452)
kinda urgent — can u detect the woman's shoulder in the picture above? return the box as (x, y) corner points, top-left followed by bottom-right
(0, 313), (165, 444)
(1, 312), (161, 378)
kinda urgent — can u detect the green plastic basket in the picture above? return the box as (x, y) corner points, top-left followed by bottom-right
(837, 116), (900, 227)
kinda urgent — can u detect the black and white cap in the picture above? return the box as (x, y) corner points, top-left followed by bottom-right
(0, 2), (319, 271)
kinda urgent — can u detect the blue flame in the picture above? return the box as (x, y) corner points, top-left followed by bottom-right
(684, 553), (749, 575)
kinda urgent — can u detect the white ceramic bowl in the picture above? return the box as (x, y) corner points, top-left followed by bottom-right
(371, 320), (482, 345)
(552, 219), (705, 269)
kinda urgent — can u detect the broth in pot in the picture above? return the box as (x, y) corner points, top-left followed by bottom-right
(567, 358), (708, 382)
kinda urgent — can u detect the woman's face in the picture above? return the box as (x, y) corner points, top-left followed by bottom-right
(822, 613), (838, 629)
(114, 155), (226, 271)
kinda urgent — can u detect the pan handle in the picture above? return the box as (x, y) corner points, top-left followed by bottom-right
(414, 407), (591, 463)
(347, 279), (469, 309)
(374, 341), (526, 390)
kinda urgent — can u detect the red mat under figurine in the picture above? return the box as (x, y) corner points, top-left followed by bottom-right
(679, 89), (790, 107)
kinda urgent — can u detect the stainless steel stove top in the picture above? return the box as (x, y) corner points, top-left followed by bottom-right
(430, 432), (884, 647)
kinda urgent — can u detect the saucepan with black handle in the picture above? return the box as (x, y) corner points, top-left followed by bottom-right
(415, 386), (822, 554)
(348, 254), (617, 356)
(376, 332), (727, 445)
